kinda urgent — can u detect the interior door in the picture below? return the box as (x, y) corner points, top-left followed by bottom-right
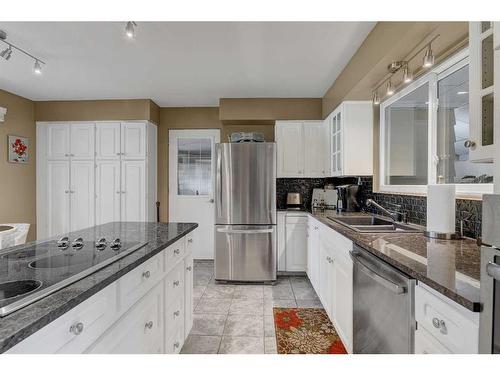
(121, 160), (146, 222)
(168, 129), (220, 259)
(95, 160), (121, 225)
(70, 160), (95, 232)
(47, 161), (70, 236)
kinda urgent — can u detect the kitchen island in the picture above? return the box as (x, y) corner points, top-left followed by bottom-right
(0, 221), (197, 354)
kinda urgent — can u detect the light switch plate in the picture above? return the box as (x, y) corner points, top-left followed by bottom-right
(0, 107), (6, 122)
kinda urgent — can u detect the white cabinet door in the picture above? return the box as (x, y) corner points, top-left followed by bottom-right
(121, 160), (146, 222)
(70, 123), (95, 160)
(96, 122), (121, 160)
(95, 160), (121, 225)
(307, 221), (320, 292)
(304, 121), (328, 177)
(47, 161), (71, 236)
(332, 253), (353, 353)
(47, 124), (70, 160)
(70, 160), (95, 232)
(89, 283), (164, 354)
(121, 122), (146, 159)
(277, 212), (286, 271)
(318, 242), (334, 317)
(184, 253), (194, 338)
(285, 221), (307, 272)
(276, 122), (304, 177)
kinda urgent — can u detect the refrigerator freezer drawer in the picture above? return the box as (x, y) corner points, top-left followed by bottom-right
(215, 225), (276, 282)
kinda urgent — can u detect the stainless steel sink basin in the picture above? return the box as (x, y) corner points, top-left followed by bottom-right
(327, 215), (422, 233)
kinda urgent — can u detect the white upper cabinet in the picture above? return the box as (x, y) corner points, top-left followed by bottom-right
(304, 121), (329, 177)
(327, 101), (373, 176)
(47, 124), (70, 160)
(122, 122), (147, 159)
(70, 123), (95, 160)
(469, 21), (495, 162)
(121, 160), (147, 222)
(96, 122), (121, 160)
(70, 160), (95, 232)
(276, 121), (305, 177)
(276, 120), (329, 177)
(95, 160), (121, 225)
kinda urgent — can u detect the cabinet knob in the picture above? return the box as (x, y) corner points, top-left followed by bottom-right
(116, 153), (121, 156)
(187, 238), (193, 244)
(145, 321), (153, 330)
(70, 322), (84, 335)
(173, 342), (180, 349)
(65, 190), (70, 194)
(142, 270), (151, 279)
(432, 317), (447, 334)
(464, 140), (476, 149)
(173, 310), (180, 317)
(186, 266), (192, 271)
(116, 191), (121, 194)
(174, 248), (180, 255)
(173, 280), (180, 287)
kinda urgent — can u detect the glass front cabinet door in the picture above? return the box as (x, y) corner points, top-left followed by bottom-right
(469, 21), (496, 162)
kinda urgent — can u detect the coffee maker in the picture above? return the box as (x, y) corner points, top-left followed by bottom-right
(336, 184), (360, 212)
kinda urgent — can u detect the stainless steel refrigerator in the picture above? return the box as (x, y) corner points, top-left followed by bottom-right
(214, 142), (276, 282)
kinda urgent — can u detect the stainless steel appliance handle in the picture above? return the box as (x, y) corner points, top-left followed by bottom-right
(216, 228), (274, 234)
(486, 262), (500, 281)
(349, 251), (406, 295)
(217, 146), (222, 218)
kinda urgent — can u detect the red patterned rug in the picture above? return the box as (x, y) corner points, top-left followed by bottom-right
(273, 308), (348, 354)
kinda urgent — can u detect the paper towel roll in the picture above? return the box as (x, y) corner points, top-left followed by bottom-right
(427, 184), (456, 234)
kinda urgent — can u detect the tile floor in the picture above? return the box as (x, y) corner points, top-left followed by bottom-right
(180, 260), (323, 354)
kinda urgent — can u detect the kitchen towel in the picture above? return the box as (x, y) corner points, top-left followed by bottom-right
(427, 184), (456, 234)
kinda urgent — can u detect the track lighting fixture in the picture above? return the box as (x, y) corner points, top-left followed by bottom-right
(402, 64), (413, 83)
(0, 46), (12, 60)
(386, 81), (394, 96)
(372, 91), (380, 105)
(0, 29), (45, 75)
(423, 44), (435, 68)
(125, 21), (137, 39)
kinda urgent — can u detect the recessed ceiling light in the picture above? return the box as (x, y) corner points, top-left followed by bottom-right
(457, 91), (468, 95)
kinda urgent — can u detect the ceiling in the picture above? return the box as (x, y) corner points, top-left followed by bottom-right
(0, 22), (375, 106)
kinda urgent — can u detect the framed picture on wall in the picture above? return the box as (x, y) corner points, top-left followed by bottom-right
(8, 135), (29, 164)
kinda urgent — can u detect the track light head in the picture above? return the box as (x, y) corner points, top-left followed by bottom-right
(423, 44), (435, 68)
(33, 60), (43, 75)
(372, 92), (380, 105)
(125, 21), (137, 39)
(386, 81), (394, 96)
(0, 46), (12, 60)
(402, 65), (413, 83)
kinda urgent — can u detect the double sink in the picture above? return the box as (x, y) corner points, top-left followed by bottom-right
(327, 215), (422, 233)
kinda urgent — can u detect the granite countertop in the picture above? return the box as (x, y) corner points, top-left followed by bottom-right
(310, 209), (481, 312)
(0, 221), (198, 353)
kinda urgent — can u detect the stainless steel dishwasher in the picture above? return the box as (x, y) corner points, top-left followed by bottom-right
(350, 245), (415, 354)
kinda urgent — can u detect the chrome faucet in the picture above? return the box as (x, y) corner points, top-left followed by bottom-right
(365, 199), (407, 223)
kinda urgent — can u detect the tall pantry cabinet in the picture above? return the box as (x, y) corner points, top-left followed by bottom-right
(37, 121), (157, 239)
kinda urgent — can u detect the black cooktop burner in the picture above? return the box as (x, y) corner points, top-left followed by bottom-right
(0, 280), (42, 301)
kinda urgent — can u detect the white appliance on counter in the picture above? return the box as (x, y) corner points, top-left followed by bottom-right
(311, 188), (337, 210)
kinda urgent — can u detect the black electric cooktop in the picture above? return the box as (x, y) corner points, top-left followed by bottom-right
(0, 237), (147, 316)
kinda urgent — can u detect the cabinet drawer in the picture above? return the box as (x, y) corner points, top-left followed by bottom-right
(165, 238), (185, 272)
(415, 326), (452, 354)
(415, 283), (479, 353)
(118, 252), (165, 312)
(89, 283), (165, 354)
(165, 293), (185, 338)
(166, 325), (185, 354)
(165, 261), (185, 301)
(8, 283), (117, 354)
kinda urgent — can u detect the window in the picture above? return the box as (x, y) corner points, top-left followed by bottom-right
(380, 49), (494, 197)
(177, 138), (212, 196)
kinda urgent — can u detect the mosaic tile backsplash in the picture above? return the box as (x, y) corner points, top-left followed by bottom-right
(277, 177), (482, 239)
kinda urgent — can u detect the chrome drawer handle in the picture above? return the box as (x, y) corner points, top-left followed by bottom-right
(432, 318), (448, 334)
(174, 310), (180, 317)
(186, 266), (192, 271)
(142, 270), (151, 279)
(187, 238), (193, 243)
(145, 321), (153, 330)
(173, 342), (180, 349)
(70, 322), (84, 335)
(173, 280), (180, 287)
(173, 249), (180, 255)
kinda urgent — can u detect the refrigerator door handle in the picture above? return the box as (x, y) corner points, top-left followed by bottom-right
(216, 228), (274, 234)
(217, 145), (222, 218)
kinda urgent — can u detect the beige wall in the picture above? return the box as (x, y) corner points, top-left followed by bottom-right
(0, 90), (36, 241)
(322, 22), (469, 118)
(35, 99), (158, 123)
